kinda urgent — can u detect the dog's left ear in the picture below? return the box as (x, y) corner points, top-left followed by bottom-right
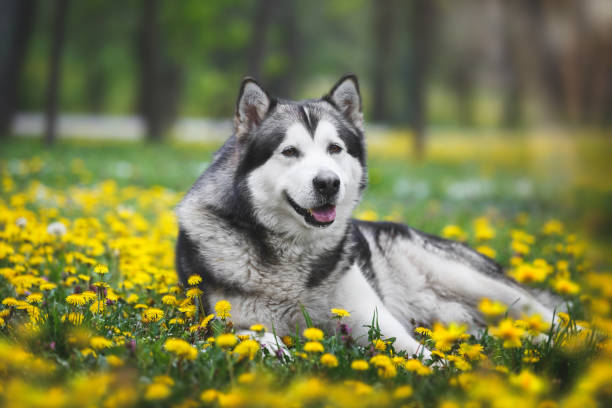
(234, 77), (272, 138)
(324, 74), (364, 131)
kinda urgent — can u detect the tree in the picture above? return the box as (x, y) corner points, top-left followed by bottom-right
(406, 0), (436, 158)
(371, 0), (396, 122)
(246, 0), (276, 80)
(137, 0), (183, 142)
(0, 0), (37, 138)
(44, 0), (69, 146)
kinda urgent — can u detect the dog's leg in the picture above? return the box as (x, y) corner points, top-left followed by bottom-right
(335, 265), (429, 358)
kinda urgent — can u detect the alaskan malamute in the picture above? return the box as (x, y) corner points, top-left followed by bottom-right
(175, 75), (556, 357)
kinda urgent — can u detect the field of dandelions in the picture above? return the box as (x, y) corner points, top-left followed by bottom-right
(0, 133), (611, 408)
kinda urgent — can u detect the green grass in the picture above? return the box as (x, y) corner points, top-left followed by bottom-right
(0, 135), (611, 407)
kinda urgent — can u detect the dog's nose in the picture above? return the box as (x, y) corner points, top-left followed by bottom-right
(313, 171), (340, 197)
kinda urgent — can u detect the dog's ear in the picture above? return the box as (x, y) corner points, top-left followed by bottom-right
(325, 74), (363, 131)
(234, 77), (272, 138)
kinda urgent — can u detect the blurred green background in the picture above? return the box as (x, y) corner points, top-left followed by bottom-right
(1, 0), (611, 263)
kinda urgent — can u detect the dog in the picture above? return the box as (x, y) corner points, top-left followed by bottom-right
(175, 74), (557, 357)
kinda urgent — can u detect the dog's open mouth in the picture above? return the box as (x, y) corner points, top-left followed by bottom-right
(284, 192), (336, 227)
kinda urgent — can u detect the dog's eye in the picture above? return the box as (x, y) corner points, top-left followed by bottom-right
(328, 143), (343, 155)
(281, 146), (299, 158)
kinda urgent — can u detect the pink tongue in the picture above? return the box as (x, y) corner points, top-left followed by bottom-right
(311, 206), (336, 223)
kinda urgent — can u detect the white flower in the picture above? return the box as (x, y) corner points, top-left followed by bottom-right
(16, 217), (27, 227)
(47, 221), (67, 236)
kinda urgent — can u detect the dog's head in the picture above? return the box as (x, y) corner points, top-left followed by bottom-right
(233, 75), (367, 236)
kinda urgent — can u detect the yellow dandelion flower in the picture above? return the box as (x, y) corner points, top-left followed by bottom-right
(81, 348), (97, 358)
(404, 359), (432, 375)
(185, 287), (203, 299)
(151, 375), (174, 387)
(234, 339), (260, 360)
(474, 217), (496, 241)
(331, 308), (351, 318)
(201, 389), (218, 403)
(2, 297), (19, 306)
(458, 343), (485, 360)
(370, 354), (397, 378)
(447, 355), (471, 371)
(161, 295), (177, 306)
(249, 324), (266, 332)
(214, 300), (231, 319)
(303, 341), (324, 353)
(511, 240), (530, 256)
(490, 318), (525, 348)
(216, 333), (238, 349)
(517, 314), (551, 336)
(89, 300), (106, 314)
(357, 209), (379, 221)
(557, 312), (570, 327)
(303, 327), (324, 341)
(282, 336), (294, 347)
(351, 360), (369, 371)
(238, 372), (255, 384)
(441, 225), (467, 241)
(509, 263), (549, 284)
(142, 308), (164, 323)
(393, 385), (413, 399)
(476, 245), (497, 259)
(66, 294), (86, 306)
(145, 383), (171, 401)
(510, 370), (545, 394)
(169, 318), (184, 325)
(431, 322), (467, 351)
(134, 304), (148, 309)
(40, 282), (57, 291)
(106, 355), (124, 367)
(415, 327), (432, 337)
(164, 338), (198, 360)
(94, 264), (109, 275)
(199, 313), (214, 328)
(61, 312), (84, 325)
(26, 293), (43, 304)
(542, 219), (563, 235)
(187, 275), (202, 286)
(81, 290), (97, 303)
(478, 298), (507, 317)
(126, 293), (139, 304)
(320, 353), (338, 367)
(373, 338), (387, 351)
(553, 278), (580, 295)
(90, 336), (113, 350)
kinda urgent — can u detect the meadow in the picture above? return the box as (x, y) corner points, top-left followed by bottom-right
(0, 132), (611, 407)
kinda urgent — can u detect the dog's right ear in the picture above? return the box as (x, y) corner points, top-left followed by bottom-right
(234, 78), (271, 138)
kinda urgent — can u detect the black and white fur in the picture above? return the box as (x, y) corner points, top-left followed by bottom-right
(176, 75), (556, 357)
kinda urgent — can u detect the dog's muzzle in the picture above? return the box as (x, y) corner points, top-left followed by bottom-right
(284, 192), (336, 228)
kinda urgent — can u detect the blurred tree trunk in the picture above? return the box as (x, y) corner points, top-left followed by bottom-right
(406, 0), (436, 159)
(137, 0), (183, 142)
(371, 0), (395, 122)
(247, 0), (275, 80)
(501, 1), (523, 129)
(0, 0), (37, 139)
(138, 0), (162, 141)
(270, 0), (300, 97)
(44, 0), (69, 146)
